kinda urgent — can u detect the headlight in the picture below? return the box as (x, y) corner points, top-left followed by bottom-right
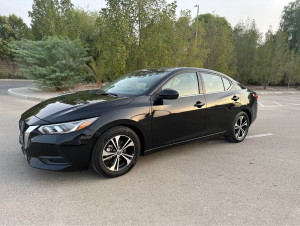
(38, 117), (98, 134)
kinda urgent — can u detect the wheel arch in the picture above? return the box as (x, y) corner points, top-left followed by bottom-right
(240, 108), (252, 125)
(93, 119), (147, 155)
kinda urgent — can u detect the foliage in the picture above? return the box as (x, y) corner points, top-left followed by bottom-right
(29, 0), (85, 40)
(84, 56), (105, 85)
(281, 0), (300, 52)
(11, 37), (88, 90)
(255, 30), (290, 89)
(1, 0), (300, 89)
(0, 72), (27, 79)
(0, 14), (32, 41)
(198, 14), (236, 76)
(234, 19), (261, 84)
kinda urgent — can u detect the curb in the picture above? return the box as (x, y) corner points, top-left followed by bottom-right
(7, 88), (47, 102)
(256, 91), (300, 95)
(0, 79), (33, 82)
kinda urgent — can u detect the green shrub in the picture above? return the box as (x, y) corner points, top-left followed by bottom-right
(0, 72), (27, 79)
(11, 36), (88, 91)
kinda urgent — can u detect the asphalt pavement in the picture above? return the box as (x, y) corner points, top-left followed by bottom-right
(0, 80), (300, 225)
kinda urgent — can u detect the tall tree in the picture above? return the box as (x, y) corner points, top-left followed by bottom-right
(234, 19), (261, 83)
(0, 14), (32, 41)
(255, 30), (290, 89)
(172, 10), (208, 67)
(281, 0), (300, 52)
(198, 14), (236, 76)
(29, 0), (81, 40)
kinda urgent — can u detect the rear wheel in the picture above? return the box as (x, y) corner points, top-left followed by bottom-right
(91, 126), (140, 178)
(225, 112), (249, 143)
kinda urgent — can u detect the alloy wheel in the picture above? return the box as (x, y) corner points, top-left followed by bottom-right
(102, 135), (135, 172)
(234, 116), (248, 140)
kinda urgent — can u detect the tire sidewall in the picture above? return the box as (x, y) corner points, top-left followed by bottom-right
(230, 112), (249, 142)
(92, 126), (140, 177)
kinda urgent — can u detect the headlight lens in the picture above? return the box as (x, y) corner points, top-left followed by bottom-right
(38, 117), (98, 134)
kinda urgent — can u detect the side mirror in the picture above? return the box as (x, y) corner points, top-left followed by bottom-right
(158, 89), (179, 100)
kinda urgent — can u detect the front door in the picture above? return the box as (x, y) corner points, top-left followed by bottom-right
(151, 72), (206, 148)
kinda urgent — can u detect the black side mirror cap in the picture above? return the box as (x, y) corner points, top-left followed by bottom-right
(158, 89), (179, 100)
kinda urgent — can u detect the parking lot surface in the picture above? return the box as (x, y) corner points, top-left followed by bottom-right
(0, 81), (300, 225)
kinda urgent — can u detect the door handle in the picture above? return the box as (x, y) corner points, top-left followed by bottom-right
(194, 101), (205, 108)
(231, 96), (239, 101)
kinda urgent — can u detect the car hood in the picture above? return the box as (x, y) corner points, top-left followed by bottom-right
(21, 90), (134, 125)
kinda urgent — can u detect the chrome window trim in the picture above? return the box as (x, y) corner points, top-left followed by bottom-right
(177, 93), (205, 99)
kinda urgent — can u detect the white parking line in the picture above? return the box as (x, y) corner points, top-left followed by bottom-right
(273, 101), (282, 106)
(206, 133), (274, 144)
(260, 103), (300, 108)
(257, 101), (264, 107)
(246, 133), (274, 139)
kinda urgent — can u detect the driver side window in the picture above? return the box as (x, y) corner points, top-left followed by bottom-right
(162, 73), (199, 97)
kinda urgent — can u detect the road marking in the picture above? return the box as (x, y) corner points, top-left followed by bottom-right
(206, 133), (274, 144)
(273, 101), (282, 106)
(257, 101), (264, 107)
(259, 103), (300, 108)
(246, 133), (274, 139)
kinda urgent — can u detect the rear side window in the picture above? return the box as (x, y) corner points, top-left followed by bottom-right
(162, 72), (199, 97)
(222, 78), (231, 90)
(202, 73), (224, 93)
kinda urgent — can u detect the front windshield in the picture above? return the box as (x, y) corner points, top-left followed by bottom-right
(100, 70), (170, 96)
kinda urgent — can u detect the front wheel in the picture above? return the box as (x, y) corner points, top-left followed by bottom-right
(225, 112), (249, 143)
(91, 126), (140, 178)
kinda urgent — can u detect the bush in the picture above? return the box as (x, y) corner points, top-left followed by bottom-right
(11, 36), (88, 91)
(0, 72), (27, 79)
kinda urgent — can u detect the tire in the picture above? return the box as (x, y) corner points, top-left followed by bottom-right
(91, 126), (140, 178)
(225, 111), (249, 143)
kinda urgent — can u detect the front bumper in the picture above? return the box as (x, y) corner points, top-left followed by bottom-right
(20, 124), (96, 171)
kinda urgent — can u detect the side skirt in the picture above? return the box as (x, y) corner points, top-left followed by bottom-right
(143, 131), (227, 155)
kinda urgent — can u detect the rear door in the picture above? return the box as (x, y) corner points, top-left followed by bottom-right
(200, 72), (241, 134)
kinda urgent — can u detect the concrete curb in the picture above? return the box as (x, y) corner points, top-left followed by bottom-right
(7, 88), (47, 102)
(256, 91), (300, 95)
(0, 79), (33, 82)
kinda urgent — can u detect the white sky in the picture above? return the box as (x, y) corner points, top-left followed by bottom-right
(0, 0), (292, 34)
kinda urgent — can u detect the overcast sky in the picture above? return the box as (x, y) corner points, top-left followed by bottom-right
(0, 0), (292, 34)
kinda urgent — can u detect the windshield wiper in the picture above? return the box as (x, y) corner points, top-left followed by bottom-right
(100, 92), (118, 97)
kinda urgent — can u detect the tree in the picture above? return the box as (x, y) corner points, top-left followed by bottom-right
(172, 10), (208, 67)
(0, 14), (32, 41)
(198, 14), (236, 76)
(283, 50), (300, 88)
(255, 30), (290, 89)
(12, 37), (88, 90)
(0, 15), (32, 75)
(234, 19), (261, 83)
(29, 0), (83, 40)
(95, 0), (178, 80)
(281, 0), (300, 52)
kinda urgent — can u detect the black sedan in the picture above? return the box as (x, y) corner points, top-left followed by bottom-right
(19, 68), (258, 177)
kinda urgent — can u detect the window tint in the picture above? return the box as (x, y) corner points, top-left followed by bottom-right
(162, 73), (199, 96)
(100, 70), (169, 96)
(202, 73), (224, 93)
(222, 78), (231, 90)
